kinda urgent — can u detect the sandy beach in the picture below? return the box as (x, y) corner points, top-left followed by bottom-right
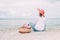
(0, 26), (60, 40)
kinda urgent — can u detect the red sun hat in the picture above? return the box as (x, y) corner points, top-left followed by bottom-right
(37, 8), (45, 16)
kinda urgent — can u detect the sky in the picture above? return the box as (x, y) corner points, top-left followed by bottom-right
(0, 0), (60, 18)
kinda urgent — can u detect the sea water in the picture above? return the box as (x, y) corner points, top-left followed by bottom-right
(0, 18), (60, 29)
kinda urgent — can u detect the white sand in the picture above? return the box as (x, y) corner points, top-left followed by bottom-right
(0, 28), (60, 40)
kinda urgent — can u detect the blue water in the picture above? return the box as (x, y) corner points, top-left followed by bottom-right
(46, 18), (60, 27)
(0, 18), (60, 28)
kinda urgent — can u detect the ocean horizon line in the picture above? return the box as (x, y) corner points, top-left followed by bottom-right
(0, 18), (36, 20)
(0, 18), (60, 20)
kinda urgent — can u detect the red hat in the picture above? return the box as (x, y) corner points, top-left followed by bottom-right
(37, 8), (45, 16)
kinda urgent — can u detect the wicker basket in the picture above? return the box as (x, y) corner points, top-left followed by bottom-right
(19, 27), (31, 34)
